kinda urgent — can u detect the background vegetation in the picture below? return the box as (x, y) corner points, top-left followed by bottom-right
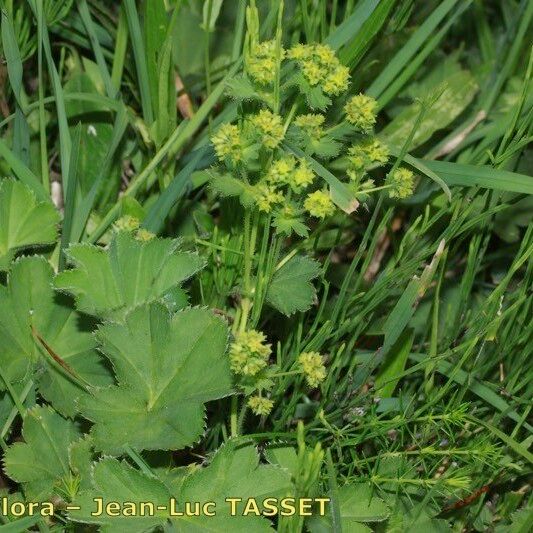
(0, 0), (532, 531)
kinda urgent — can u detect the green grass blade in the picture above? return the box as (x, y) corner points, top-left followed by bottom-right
(155, 5), (180, 145)
(479, 0), (533, 113)
(1, 9), (24, 109)
(325, 448), (342, 533)
(382, 240), (445, 355)
(399, 152), (451, 200)
(36, 0), (50, 193)
(143, 147), (211, 234)
(88, 60), (242, 243)
(422, 160), (533, 194)
(337, 0), (397, 67)
(0, 138), (48, 201)
(375, 329), (414, 398)
(77, 0), (116, 98)
(325, 0), (381, 50)
(231, 0), (247, 61)
(1, 9), (30, 166)
(73, 106), (129, 243)
(123, 0), (154, 125)
(59, 124), (82, 270)
(0, 92), (127, 132)
(111, 4), (128, 89)
(143, 0), (168, 117)
(367, 0), (461, 99)
(376, 1), (472, 108)
(11, 108), (30, 166)
(30, 0), (72, 193)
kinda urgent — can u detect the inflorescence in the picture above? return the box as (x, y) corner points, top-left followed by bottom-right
(210, 40), (417, 238)
(229, 328), (328, 415)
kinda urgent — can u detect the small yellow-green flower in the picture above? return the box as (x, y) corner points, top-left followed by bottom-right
(211, 123), (242, 164)
(323, 64), (350, 96)
(289, 43), (350, 96)
(386, 167), (415, 199)
(114, 215), (140, 233)
(298, 352), (327, 387)
(267, 156), (297, 184)
(294, 113), (325, 140)
(135, 228), (155, 242)
(344, 94), (378, 132)
(347, 138), (389, 174)
(314, 44), (336, 64)
(362, 138), (389, 165)
(246, 40), (284, 85)
(250, 110), (284, 149)
(292, 160), (315, 192)
(347, 146), (367, 172)
(255, 185), (284, 213)
(295, 113), (325, 129)
(229, 330), (271, 376)
(304, 190), (335, 218)
(245, 331), (271, 357)
(301, 60), (327, 86)
(248, 395), (274, 416)
(287, 43), (313, 60)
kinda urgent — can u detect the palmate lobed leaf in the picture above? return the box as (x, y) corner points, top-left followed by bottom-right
(3, 406), (81, 501)
(266, 256), (321, 316)
(54, 231), (205, 321)
(0, 180), (60, 270)
(179, 440), (293, 507)
(210, 172), (257, 208)
(71, 457), (172, 533)
(0, 256), (113, 416)
(70, 441), (292, 532)
(78, 302), (233, 454)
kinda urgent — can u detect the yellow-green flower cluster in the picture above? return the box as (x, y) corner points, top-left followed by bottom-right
(248, 395), (274, 416)
(360, 138), (389, 165)
(347, 148), (366, 174)
(292, 160), (315, 192)
(246, 40), (284, 85)
(286, 43), (312, 61)
(323, 66), (351, 96)
(294, 113), (325, 140)
(114, 216), (156, 241)
(255, 184), (284, 213)
(344, 94), (378, 132)
(229, 330), (271, 376)
(266, 156), (315, 192)
(211, 124), (242, 164)
(266, 155), (297, 184)
(298, 352), (327, 387)
(347, 138), (389, 177)
(114, 215), (140, 232)
(288, 43), (350, 96)
(386, 167), (415, 198)
(304, 190), (335, 218)
(135, 228), (155, 242)
(250, 109), (285, 149)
